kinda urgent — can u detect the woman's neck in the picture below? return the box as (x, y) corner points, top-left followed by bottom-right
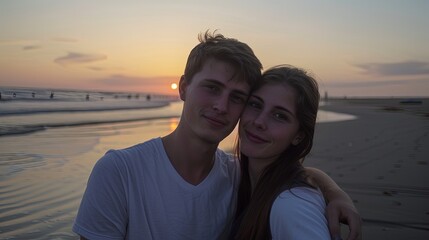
(247, 157), (276, 192)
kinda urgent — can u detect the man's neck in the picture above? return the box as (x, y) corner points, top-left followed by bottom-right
(161, 130), (218, 186)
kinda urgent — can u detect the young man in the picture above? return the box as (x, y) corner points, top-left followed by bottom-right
(73, 31), (361, 240)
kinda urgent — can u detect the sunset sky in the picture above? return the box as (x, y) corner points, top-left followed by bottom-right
(1, 0), (428, 96)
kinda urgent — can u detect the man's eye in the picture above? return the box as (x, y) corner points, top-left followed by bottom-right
(205, 85), (219, 92)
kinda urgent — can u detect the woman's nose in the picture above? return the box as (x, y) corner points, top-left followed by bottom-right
(252, 114), (266, 130)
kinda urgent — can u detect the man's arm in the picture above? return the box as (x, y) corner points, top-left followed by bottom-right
(305, 167), (362, 240)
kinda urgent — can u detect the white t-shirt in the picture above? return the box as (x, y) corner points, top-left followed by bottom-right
(73, 137), (240, 240)
(270, 187), (330, 239)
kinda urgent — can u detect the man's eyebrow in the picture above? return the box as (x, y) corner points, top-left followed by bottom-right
(204, 79), (250, 97)
(203, 79), (224, 86)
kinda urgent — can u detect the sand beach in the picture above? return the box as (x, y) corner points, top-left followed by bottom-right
(307, 97), (429, 239)
(0, 97), (428, 239)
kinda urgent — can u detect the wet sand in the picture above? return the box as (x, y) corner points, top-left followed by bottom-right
(0, 119), (168, 239)
(0, 98), (428, 239)
(0, 117), (238, 240)
(305, 98), (429, 239)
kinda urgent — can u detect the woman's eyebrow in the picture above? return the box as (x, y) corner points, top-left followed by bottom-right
(251, 94), (295, 116)
(274, 105), (295, 116)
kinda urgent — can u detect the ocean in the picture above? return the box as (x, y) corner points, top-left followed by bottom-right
(0, 86), (356, 239)
(0, 87), (181, 136)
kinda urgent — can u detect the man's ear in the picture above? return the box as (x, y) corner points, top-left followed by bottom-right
(292, 132), (305, 146)
(179, 75), (187, 101)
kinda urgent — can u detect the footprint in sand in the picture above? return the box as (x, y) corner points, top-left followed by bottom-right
(382, 190), (397, 196)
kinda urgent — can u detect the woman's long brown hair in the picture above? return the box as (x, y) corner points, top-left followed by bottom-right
(233, 65), (320, 239)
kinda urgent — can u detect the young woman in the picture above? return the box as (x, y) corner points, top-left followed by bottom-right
(232, 65), (332, 239)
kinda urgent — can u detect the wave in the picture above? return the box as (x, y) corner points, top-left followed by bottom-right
(0, 101), (184, 137)
(0, 115), (181, 137)
(0, 86), (174, 102)
(0, 99), (170, 116)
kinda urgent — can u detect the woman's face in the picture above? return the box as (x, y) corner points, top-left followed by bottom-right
(239, 82), (303, 163)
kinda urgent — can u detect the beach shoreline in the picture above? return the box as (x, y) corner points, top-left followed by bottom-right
(321, 97), (429, 115)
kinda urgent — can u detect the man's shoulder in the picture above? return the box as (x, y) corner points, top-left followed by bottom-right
(215, 149), (235, 162)
(125, 137), (162, 151)
(215, 149), (239, 174)
(98, 137), (164, 168)
(108, 137), (162, 156)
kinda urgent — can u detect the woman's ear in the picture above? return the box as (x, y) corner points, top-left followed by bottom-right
(292, 132), (305, 146)
(179, 75), (187, 101)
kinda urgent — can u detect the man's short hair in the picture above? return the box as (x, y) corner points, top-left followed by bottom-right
(184, 30), (262, 89)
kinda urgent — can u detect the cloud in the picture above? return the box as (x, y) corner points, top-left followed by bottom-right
(324, 78), (429, 88)
(354, 60), (429, 76)
(54, 52), (107, 65)
(22, 45), (42, 50)
(87, 66), (104, 71)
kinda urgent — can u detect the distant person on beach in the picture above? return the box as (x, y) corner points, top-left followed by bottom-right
(73, 31), (361, 240)
(231, 65), (357, 239)
(50, 92), (54, 99)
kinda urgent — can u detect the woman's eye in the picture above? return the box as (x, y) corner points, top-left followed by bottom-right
(247, 100), (261, 108)
(273, 112), (288, 121)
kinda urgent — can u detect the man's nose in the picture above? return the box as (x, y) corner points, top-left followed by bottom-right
(212, 95), (229, 113)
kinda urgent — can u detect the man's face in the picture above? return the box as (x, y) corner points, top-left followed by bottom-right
(179, 58), (250, 144)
